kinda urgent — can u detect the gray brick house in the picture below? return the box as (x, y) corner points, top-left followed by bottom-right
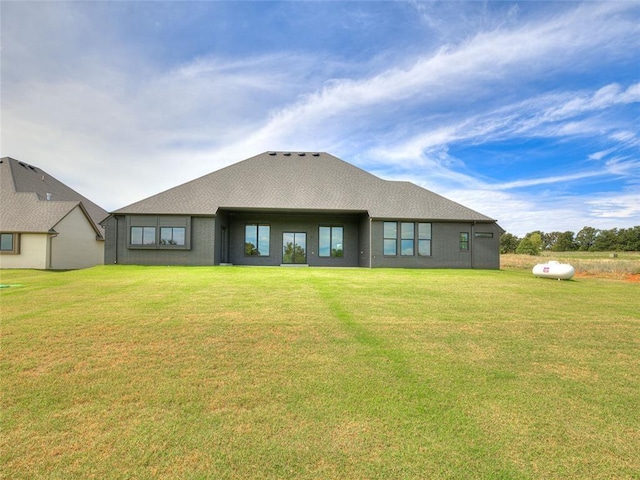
(103, 152), (503, 268)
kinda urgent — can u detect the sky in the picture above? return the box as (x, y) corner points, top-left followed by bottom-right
(1, 1), (638, 237)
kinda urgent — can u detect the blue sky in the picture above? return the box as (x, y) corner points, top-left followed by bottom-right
(1, 1), (638, 236)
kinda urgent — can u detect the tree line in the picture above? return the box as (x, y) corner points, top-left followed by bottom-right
(500, 226), (640, 255)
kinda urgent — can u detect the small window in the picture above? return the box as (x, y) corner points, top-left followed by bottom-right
(245, 224), (270, 256)
(475, 232), (493, 238)
(418, 223), (432, 256)
(0, 233), (18, 254)
(383, 222), (397, 255)
(401, 222), (414, 256)
(460, 232), (469, 251)
(131, 226), (156, 246)
(319, 226), (343, 257)
(1, 233), (14, 251)
(160, 227), (186, 246)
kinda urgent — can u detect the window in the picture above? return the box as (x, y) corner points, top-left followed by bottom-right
(475, 232), (493, 238)
(1, 233), (14, 251)
(383, 222), (397, 255)
(460, 232), (469, 251)
(319, 226), (343, 257)
(160, 227), (186, 246)
(127, 216), (190, 249)
(0, 233), (18, 254)
(418, 223), (432, 256)
(401, 223), (414, 255)
(383, 222), (432, 257)
(245, 224), (270, 256)
(131, 226), (156, 245)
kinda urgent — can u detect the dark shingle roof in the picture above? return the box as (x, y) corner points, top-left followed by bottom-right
(0, 157), (108, 236)
(113, 152), (496, 222)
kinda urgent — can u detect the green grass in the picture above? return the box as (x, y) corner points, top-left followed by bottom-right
(502, 251), (640, 276)
(1, 266), (639, 479)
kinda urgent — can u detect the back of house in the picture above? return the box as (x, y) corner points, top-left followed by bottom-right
(104, 152), (503, 269)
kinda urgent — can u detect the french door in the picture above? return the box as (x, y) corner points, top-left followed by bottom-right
(282, 232), (307, 264)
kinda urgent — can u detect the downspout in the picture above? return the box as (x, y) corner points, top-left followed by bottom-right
(368, 215), (373, 268)
(114, 216), (119, 264)
(470, 221), (476, 269)
(47, 230), (59, 269)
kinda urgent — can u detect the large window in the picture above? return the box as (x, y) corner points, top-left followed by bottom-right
(131, 226), (156, 246)
(383, 222), (431, 257)
(401, 223), (414, 256)
(383, 222), (397, 255)
(245, 224), (270, 256)
(128, 216), (190, 249)
(418, 223), (432, 256)
(460, 232), (469, 251)
(0, 233), (18, 253)
(319, 226), (343, 257)
(160, 227), (186, 246)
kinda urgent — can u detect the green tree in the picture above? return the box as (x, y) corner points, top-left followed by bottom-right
(283, 242), (306, 264)
(593, 228), (618, 251)
(500, 232), (519, 254)
(516, 236), (539, 255)
(544, 231), (561, 251)
(618, 226), (640, 251)
(575, 226), (599, 251)
(552, 231), (575, 251)
(245, 242), (258, 256)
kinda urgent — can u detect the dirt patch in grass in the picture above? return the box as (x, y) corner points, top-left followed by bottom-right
(573, 272), (640, 282)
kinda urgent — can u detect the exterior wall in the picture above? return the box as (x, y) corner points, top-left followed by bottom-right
(214, 211), (229, 264)
(0, 233), (48, 269)
(50, 206), (104, 269)
(470, 223), (502, 269)
(370, 220), (500, 269)
(358, 216), (371, 268)
(103, 212), (500, 269)
(104, 214), (216, 266)
(227, 212), (364, 267)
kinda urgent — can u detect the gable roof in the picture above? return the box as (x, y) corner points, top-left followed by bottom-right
(113, 151), (496, 222)
(0, 157), (108, 237)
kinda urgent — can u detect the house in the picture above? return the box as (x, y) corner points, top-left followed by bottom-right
(0, 157), (108, 269)
(104, 152), (502, 268)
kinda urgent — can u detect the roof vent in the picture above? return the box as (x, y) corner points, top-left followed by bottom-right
(28, 165), (37, 171)
(298, 152), (306, 156)
(19, 162), (27, 168)
(268, 152), (276, 156)
(283, 152), (291, 156)
(311, 152), (320, 156)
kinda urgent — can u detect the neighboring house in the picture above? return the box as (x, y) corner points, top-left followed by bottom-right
(105, 152), (503, 269)
(0, 157), (108, 269)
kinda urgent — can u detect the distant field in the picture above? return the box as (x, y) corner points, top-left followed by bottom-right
(1, 266), (639, 479)
(502, 251), (640, 278)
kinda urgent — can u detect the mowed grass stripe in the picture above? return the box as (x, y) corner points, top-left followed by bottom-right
(1, 266), (638, 479)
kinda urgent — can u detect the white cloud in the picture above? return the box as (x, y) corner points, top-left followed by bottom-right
(587, 193), (640, 219)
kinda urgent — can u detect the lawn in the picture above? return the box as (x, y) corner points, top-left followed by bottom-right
(1, 266), (639, 479)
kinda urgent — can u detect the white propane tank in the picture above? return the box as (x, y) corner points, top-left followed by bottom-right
(532, 261), (575, 280)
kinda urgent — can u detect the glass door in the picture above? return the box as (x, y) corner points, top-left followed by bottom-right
(282, 232), (307, 264)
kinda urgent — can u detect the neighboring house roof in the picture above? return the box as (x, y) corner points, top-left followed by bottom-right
(113, 151), (496, 222)
(0, 157), (108, 237)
